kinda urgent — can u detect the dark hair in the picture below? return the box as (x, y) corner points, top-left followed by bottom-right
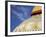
(31, 10), (42, 16)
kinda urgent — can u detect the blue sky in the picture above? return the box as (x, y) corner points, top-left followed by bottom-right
(10, 5), (34, 32)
